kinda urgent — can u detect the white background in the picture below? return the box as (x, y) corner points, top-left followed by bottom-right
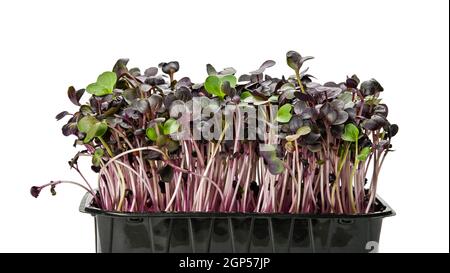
(0, 0), (448, 253)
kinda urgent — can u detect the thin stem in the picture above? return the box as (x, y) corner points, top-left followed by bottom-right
(295, 70), (306, 93)
(348, 140), (358, 213)
(165, 158), (185, 211)
(115, 164), (126, 211)
(36, 180), (94, 196)
(331, 143), (349, 213)
(98, 136), (114, 157)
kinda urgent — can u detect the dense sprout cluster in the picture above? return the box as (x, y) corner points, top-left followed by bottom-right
(32, 51), (398, 214)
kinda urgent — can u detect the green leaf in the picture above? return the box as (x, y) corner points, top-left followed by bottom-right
(78, 116), (107, 143)
(285, 134), (299, 142)
(146, 127), (157, 141)
(221, 75), (237, 87)
(204, 75), (224, 97)
(84, 121), (108, 143)
(86, 71), (117, 96)
(84, 130), (95, 143)
(163, 118), (179, 135)
(365, 95), (382, 106)
(95, 122), (108, 137)
(240, 91), (253, 101)
(357, 147), (371, 161)
(97, 72), (117, 89)
(92, 157), (101, 167)
(204, 75), (237, 99)
(285, 126), (311, 142)
(268, 95), (279, 102)
(86, 83), (110, 96)
(94, 148), (104, 157)
(77, 116), (97, 133)
(92, 148), (104, 167)
(341, 123), (359, 142)
(276, 104), (293, 123)
(296, 126), (311, 136)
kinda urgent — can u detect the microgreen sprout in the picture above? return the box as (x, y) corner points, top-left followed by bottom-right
(32, 51), (398, 214)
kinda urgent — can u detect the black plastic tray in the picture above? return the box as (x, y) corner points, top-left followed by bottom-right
(80, 193), (395, 253)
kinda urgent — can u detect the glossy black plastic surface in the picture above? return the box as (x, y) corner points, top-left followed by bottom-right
(80, 194), (394, 253)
